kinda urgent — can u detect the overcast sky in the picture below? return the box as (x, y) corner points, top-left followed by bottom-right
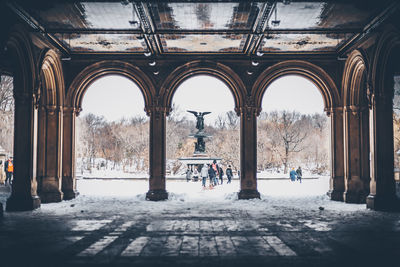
(81, 75), (325, 123)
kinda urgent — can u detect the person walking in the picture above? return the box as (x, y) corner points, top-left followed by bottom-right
(200, 164), (208, 188)
(219, 166), (224, 184)
(226, 165), (233, 184)
(185, 167), (192, 182)
(193, 168), (199, 181)
(4, 157), (13, 185)
(296, 166), (302, 183)
(208, 163), (216, 187)
(211, 160), (219, 185)
(289, 168), (297, 182)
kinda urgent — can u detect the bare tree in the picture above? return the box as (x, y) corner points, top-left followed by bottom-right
(0, 75), (14, 153)
(269, 110), (308, 174)
(0, 75), (13, 111)
(226, 111), (239, 130)
(215, 114), (226, 130)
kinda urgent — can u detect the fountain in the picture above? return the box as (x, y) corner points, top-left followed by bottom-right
(178, 110), (221, 179)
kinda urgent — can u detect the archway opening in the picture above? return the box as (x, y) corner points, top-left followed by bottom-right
(0, 74), (14, 201)
(75, 75), (149, 196)
(257, 75), (330, 198)
(166, 75), (240, 200)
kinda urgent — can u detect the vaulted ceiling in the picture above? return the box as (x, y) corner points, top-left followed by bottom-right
(7, 1), (394, 56)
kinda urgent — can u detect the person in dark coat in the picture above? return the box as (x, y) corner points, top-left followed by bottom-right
(185, 167), (192, 182)
(296, 166), (302, 183)
(226, 165), (233, 184)
(208, 164), (216, 187)
(219, 166), (224, 184)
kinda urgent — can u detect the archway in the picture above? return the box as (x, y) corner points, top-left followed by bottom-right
(36, 49), (65, 203)
(341, 49), (370, 204)
(75, 75), (149, 197)
(0, 74), (14, 192)
(166, 74), (240, 199)
(257, 75), (330, 198)
(367, 28), (400, 210)
(66, 61), (155, 200)
(253, 60), (342, 201)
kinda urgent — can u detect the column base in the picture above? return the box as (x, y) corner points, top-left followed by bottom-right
(40, 191), (64, 203)
(63, 189), (79, 200)
(238, 189), (260, 200)
(366, 194), (400, 211)
(327, 190), (344, 201)
(343, 191), (367, 204)
(146, 189), (168, 201)
(6, 195), (41, 211)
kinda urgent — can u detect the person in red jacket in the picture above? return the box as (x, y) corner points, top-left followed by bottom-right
(4, 157), (13, 185)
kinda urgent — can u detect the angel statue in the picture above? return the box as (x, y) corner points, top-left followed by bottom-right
(187, 110), (211, 132)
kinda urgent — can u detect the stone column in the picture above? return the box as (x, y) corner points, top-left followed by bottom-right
(328, 107), (345, 201)
(6, 93), (41, 211)
(62, 107), (79, 200)
(343, 106), (370, 203)
(367, 94), (397, 210)
(37, 106), (64, 203)
(146, 106), (168, 201)
(238, 105), (260, 199)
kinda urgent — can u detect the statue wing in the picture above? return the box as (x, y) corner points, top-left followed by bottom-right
(187, 110), (198, 116)
(201, 112), (212, 116)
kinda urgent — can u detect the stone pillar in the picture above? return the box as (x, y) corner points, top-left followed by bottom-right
(328, 107), (345, 201)
(343, 106), (370, 203)
(6, 93), (41, 211)
(367, 94), (397, 210)
(238, 105), (260, 199)
(62, 107), (78, 200)
(37, 106), (64, 203)
(146, 106), (168, 201)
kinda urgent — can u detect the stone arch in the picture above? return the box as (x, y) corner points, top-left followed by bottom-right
(371, 27), (400, 99)
(160, 60), (245, 113)
(67, 60), (155, 113)
(5, 25), (37, 96)
(39, 49), (64, 107)
(252, 60), (340, 114)
(342, 49), (369, 108)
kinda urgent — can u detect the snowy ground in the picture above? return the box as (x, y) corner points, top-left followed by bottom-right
(37, 176), (366, 216)
(2, 177), (400, 267)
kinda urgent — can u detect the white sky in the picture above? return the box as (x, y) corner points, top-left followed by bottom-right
(81, 74), (324, 123)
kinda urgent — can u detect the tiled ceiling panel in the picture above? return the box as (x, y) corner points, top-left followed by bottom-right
(268, 2), (374, 29)
(159, 34), (247, 53)
(260, 33), (352, 52)
(54, 33), (147, 52)
(149, 2), (261, 30)
(24, 2), (140, 29)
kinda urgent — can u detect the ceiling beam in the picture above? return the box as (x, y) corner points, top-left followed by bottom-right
(337, 1), (400, 55)
(133, 1), (162, 55)
(245, 1), (274, 55)
(6, 2), (70, 55)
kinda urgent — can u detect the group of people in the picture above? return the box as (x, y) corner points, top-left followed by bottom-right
(289, 166), (302, 183)
(185, 160), (234, 188)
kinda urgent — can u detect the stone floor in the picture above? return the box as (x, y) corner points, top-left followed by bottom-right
(1, 182), (400, 267)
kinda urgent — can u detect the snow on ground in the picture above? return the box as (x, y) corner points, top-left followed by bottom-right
(36, 177), (366, 217)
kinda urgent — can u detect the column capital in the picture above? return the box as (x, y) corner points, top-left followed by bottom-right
(145, 105), (170, 117)
(238, 105), (261, 120)
(327, 106), (343, 116)
(344, 105), (369, 115)
(63, 106), (81, 116)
